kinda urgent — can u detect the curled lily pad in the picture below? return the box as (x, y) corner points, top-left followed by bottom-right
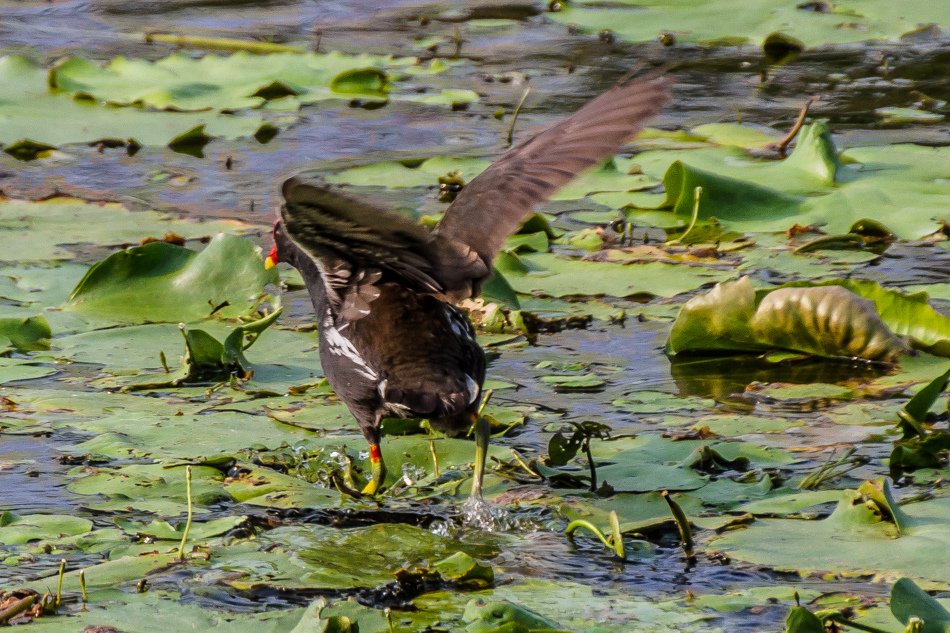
(65, 234), (277, 324)
(0, 315), (51, 352)
(890, 578), (950, 633)
(668, 277), (913, 362)
(121, 308), (281, 390)
(750, 286), (910, 362)
(463, 598), (565, 633)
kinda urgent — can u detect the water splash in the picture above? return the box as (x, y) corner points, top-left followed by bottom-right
(458, 496), (527, 532)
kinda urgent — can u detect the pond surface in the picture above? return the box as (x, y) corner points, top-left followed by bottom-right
(0, 2), (948, 632)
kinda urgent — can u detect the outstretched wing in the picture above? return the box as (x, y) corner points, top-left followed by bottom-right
(279, 177), (486, 319)
(433, 72), (671, 294)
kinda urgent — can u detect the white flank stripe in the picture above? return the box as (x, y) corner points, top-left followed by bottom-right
(325, 326), (377, 380)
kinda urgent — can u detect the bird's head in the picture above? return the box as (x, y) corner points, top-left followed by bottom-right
(264, 219), (283, 270)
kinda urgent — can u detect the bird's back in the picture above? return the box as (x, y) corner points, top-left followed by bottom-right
(319, 282), (485, 425)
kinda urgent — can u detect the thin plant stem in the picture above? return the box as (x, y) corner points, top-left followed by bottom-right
(773, 97), (815, 156)
(429, 438), (441, 478)
(55, 559), (66, 608)
(79, 569), (87, 607)
(668, 186), (703, 245)
(662, 490), (695, 559)
(177, 466), (193, 561)
(506, 88), (532, 146)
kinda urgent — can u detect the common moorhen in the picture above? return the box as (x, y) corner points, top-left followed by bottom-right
(265, 73), (670, 497)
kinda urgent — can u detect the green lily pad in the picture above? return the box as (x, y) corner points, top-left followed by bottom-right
(667, 277), (948, 360)
(0, 357), (59, 384)
(20, 588), (304, 632)
(0, 512), (92, 544)
(713, 486), (950, 583)
(65, 234), (277, 324)
(0, 315), (51, 352)
(67, 463), (232, 510)
(876, 107), (945, 125)
(0, 55), (265, 153)
(693, 586), (820, 612)
(626, 123), (950, 239)
(0, 196), (251, 263)
(49, 51), (467, 112)
(548, 0), (949, 48)
(495, 252), (734, 299)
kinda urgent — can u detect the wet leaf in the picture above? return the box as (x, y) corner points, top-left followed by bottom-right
(0, 55), (264, 151)
(0, 513), (92, 545)
(785, 606), (825, 633)
(891, 578), (950, 633)
(66, 234), (277, 324)
(49, 51), (459, 112)
(548, 0), (949, 48)
(0, 196), (250, 264)
(495, 251), (734, 299)
(713, 487), (950, 583)
(0, 315), (51, 352)
(463, 598), (564, 632)
(668, 277), (919, 361)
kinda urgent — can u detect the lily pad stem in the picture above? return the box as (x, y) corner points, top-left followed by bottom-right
(79, 569), (87, 607)
(772, 97), (814, 157)
(662, 490), (695, 559)
(177, 466), (193, 561)
(429, 438), (441, 478)
(143, 32), (304, 54)
(668, 186), (702, 245)
(565, 511), (625, 559)
(476, 389), (494, 418)
(798, 448), (864, 490)
(510, 448), (541, 478)
(55, 559), (66, 607)
(506, 88), (532, 146)
(0, 595), (35, 625)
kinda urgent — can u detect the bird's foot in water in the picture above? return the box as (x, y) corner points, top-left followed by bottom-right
(358, 443), (387, 497)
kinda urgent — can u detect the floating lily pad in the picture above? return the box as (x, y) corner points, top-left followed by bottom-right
(548, 0), (949, 48)
(626, 123), (950, 239)
(496, 252), (734, 299)
(0, 196), (250, 264)
(713, 487), (950, 583)
(0, 315), (50, 352)
(0, 55), (265, 153)
(65, 234), (277, 324)
(668, 277), (949, 361)
(0, 512), (92, 545)
(50, 51), (470, 112)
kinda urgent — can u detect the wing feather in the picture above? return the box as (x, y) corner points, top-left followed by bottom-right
(434, 72), (671, 291)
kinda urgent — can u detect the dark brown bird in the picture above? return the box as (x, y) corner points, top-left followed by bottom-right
(266, 73), (670, 497)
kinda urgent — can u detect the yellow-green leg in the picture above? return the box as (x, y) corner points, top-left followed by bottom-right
(361, 443), (387, 496)
(471, 416), (490, 499)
